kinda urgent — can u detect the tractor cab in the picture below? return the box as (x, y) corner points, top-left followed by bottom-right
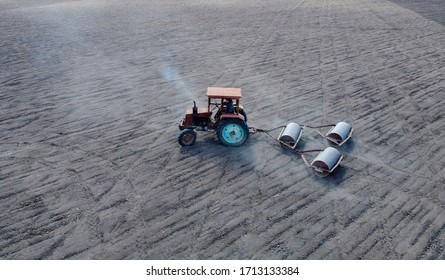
(178, 87), (249, 147)
(206, 87), (245, 124)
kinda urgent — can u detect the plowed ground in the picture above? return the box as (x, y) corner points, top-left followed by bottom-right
(1, 0), (444, 259)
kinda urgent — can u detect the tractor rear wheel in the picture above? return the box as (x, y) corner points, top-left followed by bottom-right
(178, 129), (196, 146)
(217, 119), (249, 147)
(239, 108), (248, 122)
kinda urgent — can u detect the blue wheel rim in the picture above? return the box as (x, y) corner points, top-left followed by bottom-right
(222, 123), (245, 144)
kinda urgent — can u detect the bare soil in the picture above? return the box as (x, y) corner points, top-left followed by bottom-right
(1, 0), (444, 259)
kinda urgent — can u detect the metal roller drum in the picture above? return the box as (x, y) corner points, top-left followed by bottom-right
(311, 147), (342, 176)
(326, 121), (352, 145)
(278, 122), (302, 149)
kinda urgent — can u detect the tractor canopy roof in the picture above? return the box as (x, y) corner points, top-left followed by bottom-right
(207, 87), (241, 100)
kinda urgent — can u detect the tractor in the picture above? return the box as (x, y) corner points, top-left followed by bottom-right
(178, 87), (248, 147)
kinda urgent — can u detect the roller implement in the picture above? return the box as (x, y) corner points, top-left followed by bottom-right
(178, 87), (353, 176)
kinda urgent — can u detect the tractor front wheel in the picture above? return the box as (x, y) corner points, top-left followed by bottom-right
(217, 119), (249, 147)
(178, 129), (196, 146)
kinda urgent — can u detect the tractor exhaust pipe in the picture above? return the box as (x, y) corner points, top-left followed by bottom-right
(192, 100), (198, 116)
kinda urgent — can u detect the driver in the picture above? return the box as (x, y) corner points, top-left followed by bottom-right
(225, 98), (234, 113)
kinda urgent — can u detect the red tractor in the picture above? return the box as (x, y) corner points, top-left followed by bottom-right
(178, 87), (248, 147)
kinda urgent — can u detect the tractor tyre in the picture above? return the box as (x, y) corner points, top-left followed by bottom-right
(239, 108), (248, 122)
(178, 129), (196, 146)
(217, 119), (249, 147)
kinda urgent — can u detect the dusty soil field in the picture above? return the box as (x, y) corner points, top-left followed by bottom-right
(1, 0), (444, 259)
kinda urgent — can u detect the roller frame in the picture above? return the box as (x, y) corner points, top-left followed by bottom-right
(303, 124), (353, 146)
